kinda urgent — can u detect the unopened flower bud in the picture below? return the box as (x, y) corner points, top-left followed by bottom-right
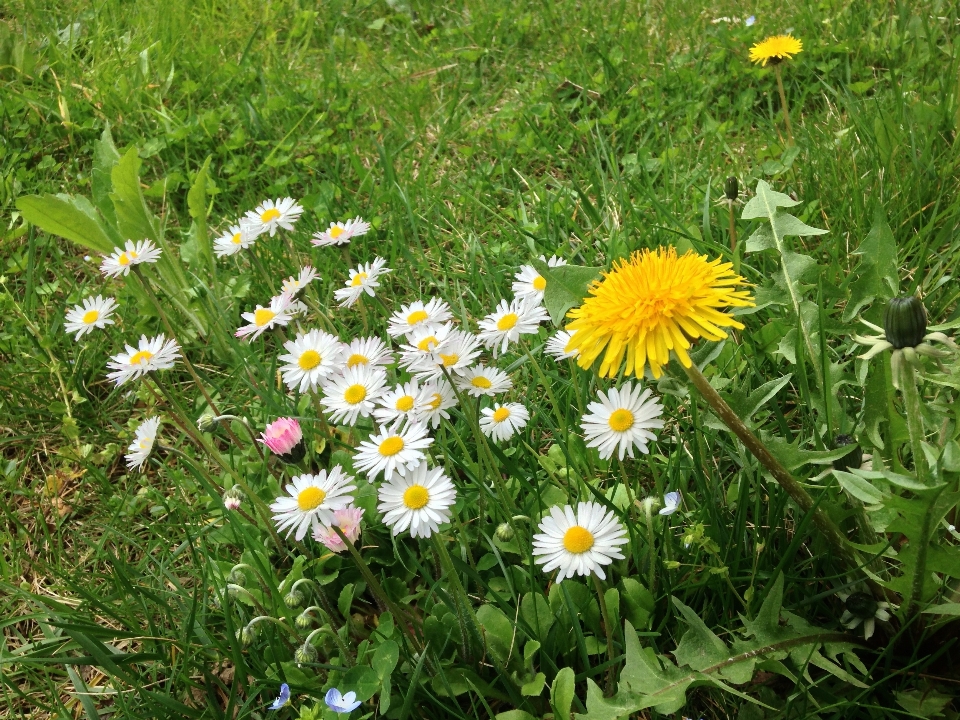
(664, 560), (681, 570)
(260, 417), (306, 463)
(296, 611), (314, 629)
(724, 176), (739, 202)
(832, 435), (863, 473)
(284, 589), (305, 608)
(295, 641), (318, 666)
(197, 411), (217, 432)
(845, 591), (879, 620)
(884, 296), (927, 350)
(238, 625), (257, 647)
(223, 485), (245, 511)
(495, 522), (515, 542)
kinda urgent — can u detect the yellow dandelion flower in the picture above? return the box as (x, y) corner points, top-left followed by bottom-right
(749, 34), (803, 66)
(564, 247), (754, 379)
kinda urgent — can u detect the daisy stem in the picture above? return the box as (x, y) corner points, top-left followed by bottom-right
(592, 573), (616, 696)
(432, 533), (484, 664)
(339, 245), (353, 269)
(249, 249), (278, 295)
(521, 341), (567, 434)
(774, 64), (794, 145)
(642, 498), (657, 596)
(308, 390), (334, 440)
(357, 296), (370, 333)
(304, 626), (353, 666)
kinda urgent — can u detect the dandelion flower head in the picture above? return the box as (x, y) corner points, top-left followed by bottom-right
(749, 34), (803, 66)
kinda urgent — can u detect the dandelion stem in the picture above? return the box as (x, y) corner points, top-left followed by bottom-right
(774, 64), (794, 145)
(592, 573), (616, 696)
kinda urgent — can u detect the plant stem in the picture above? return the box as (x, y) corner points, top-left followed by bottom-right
(433, 533), (484, 664)
(727, 201), (739, 275)
(592, 573), (616, 696)
(774, 64), (794, 145)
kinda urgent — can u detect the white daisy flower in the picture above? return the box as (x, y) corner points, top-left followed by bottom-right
(278, 329), (345, 393)
(512, 255), (567, 304)
(100, 239), (162, 278)
(334, 257), (392, 308)
(353, 422), (433, 482)
(311, 216), (372, 247)
(455, 364), (513, 397)
(270, 466), (357, 541)
(320, 365), (388, 426)
(244, 197), (303, 237)
(580, 382), (664, 460)
(408, 329), (482, 381)
(125, 417), (160, 471)
(213, 222), (258, 257)
(532, 502), (629, 582)
(374, 379), (432, 427)
(544, 330), (579, 360)
(281, 266), (320, 296)
(480, 402), (529, 443)
(477, 297), (550, 357)
(106, 334), (181, 386)
(235, 292), (297, 340)
(397, 323), (454, 373)
(415, 379), (458, 428)
(838, 591), (892, 641)
(64, 295), (119, 339)
(387, 298), (453, 339)
(342, 336), (394, 370)
(377, 462), (456, 539)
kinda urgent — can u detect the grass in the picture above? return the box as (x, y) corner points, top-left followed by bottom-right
(2, 0), (960, 718)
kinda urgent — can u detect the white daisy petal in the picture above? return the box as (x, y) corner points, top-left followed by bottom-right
(353, 422), (434, 482)
(243, 197), (303, 237)
(106, 334), (181, 386)
(377, 462), (456, 538)
(454, 364), (513, 397)
(311, 216), (372, 247)
(512, 255), (567, 304)
(334, 257), (391, 308)
(125, 417), (161, 471)
(479, 402), (529, 443)
(320, 365), (388, 426)
(235, 292), (297, 340)
(214, 221), (258, 257)
(270, 466), (357, 541)
(545, 330), (579, 360)
(533, 501), (628, 583)
(64, 295), (119, 339)
(281, 266), (320, 296)
(477, 297), (550, 357)
(100, 239), (162, 278)
(387, 298), (453, 338)
(278, 329), (344, 393)
(580, 382), (664, 461)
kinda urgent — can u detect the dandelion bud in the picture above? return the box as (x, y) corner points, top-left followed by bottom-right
(832, 435), (863, 473)
(883, 296), (927, 350)
(197, 411), (217, 432)
(724, 176), (739, 202)
(284, 589), (305, 608)
(296, 611), (314, 629)
(260, 417), (306, 464)
(495, 522), (515, 542)
(238, 625), (257, 647)
(295, 641), (318, 665)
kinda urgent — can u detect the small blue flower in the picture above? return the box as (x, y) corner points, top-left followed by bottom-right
(745, 15), (756, 26)
(268, 683), (291, 710)
(659, 491), (681, 516)
(325, 688), (362, 713)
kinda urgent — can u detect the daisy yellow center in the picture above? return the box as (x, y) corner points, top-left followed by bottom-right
(118, 250), (137, 265)
(496, 313), (519, 331)
(749, 34), (803, 66)
(563, 526), (595, 554)
(427, 393), (443, 410)
(492, 407), (511, 422)
(261, 208), (281, 223)
(379, 436), (404, 456)
(330, 226), (344, 239)
(565, 247), (754, 380)
(533, 275), (547, 291)
(608, 409), (634, 432)
(351, 272), (368, 287)
(82, 309), (100, 324)
(407, 310), (429, 325)
(403, 484), (429, 510)
(129, 350), (154, 365)
(139, 437), (152, 449)
(344, 384), (367, 404)
(298, 349), (322, 370)
(346, 353), (368, 367)
(395, 395), (415, 412)
(440, 353), (459, 367)
(418, 336), (439, 352)
(254, 308), (276, 327)
(471, 376), (492, 389)
(297, 486), (327, 511)
(231, 232), (243, 244)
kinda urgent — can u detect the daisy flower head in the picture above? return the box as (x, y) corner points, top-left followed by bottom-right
(281, 266), (320, 296)
(838, 590), (891, 641)
(749, 34), (803, 66)
(387, 298), (453, 338)
(545, 330), (579, 360)
(533, 502), (629, 582)
(235, 292), (297, 340)
(244, 197), (303, 237)
(397, 323), (453, 373)
(477, 297), (549, 357)
(260, 417), (305, 462)
(64, 295), (119, 339)
(100, 239), (162, 278)
(512, 255), (567, 304)
(565, 247), (754, 380)
(353, 421), (434, 482)
(455, 364), (513, 397)
(278, 329), (344, 392)
(415, 378), (458, 428)
(320, 365), (388, 425)
(374, 379), (432, 427)
(334, 257), (391, 308)
(480, 402), (529, 443)
(270, 466), (357, 541)
(107, 334), (180, 386)
(213, 221), (258, 257)
(377, 462), (456, 539)
(581, 382), (664, 460)
(408, 328), (481, 380)
(342, 335), (394, 370)
(125, 417), (160, 471)
(313, 507), (364, 553)
(312, 216), (372, 247)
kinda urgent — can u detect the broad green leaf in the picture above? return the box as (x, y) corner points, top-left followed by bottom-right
(477, 604), (515, 668)
(532, 258), (603, 326)
(110, 147), (158, 242)
(833, 470), (886, 504)
(672, 599), (753, 684)
(16, 194), (115, 253)
(187, 156), (213, 276)
(620, 578), (653, 630)
(91, 124), (121, 233)
(372, 639), (399, 679)
(341, 665), (381, 702)
(760, 432), (859, 471)
(895, 688), (954, 718)
(521, 672), (546, 696)
(734, 374), (793, 423)
(521, 591), (554, 639)
(495, 711), (539, 720)
(844, 206), (899, 321)
(922, 602), (960, 616)
(551, 667), (576, 720)
(745, 224), (774, 252)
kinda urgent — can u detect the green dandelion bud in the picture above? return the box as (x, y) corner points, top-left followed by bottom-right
(832, 434), (863, 473)
(884, 296), (927, 350)
(724, 176), (739, 202)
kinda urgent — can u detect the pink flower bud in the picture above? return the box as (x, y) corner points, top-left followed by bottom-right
(313, 507), (364, 552)
(260, 417), (303, 457)
(224, 496), (242, 511)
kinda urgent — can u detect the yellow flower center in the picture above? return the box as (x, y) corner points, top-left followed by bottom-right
(496, 313), (519, 331)
(403, 484), (429, 510)
(563, 526), (595, 554)
(427, 393), (443, 410)
(231, 232), (243, 244)
(330, 225), (344, 239)
(533, 275), (547, 291)
(379, 436), (405, 456)
(139, 437), (152, 449)
(608, 409), (634, 432)
(440, 353), (459, 367)
(82, 309), (100, 324)
(492, 407), (511, 422)
(129, 350), (154, 365)
(471, 375), (492, 389)
(395, 395), (415, 412)
(344, 384), (367, 404)
(298, 349), (322, 370)
(346, 353), (368, 368)
(407, 309), (429, 325)
(254, 308), (276, 327)
(297, 486), (327, 511)
(350, 272), (368, 287)
(118, 250), (138, 266)
(417, 336), (439, 352)
(261, 207), (281, 223)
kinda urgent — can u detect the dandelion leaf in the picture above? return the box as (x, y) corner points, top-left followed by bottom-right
(844, 206), (899, 322)
(532, 258), (603, 326)
(672, 599), (753, 684)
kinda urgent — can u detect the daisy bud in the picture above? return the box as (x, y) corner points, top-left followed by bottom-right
(197, 411), (217, 432)
(223, 485), (244, 511)
(832, 435), (863, 473)
(238, 625), (257, 647)
(295, 641), (318, 666)
(495, 522), (515, 542)
(664, 560), (681, 570)
(260, 417), (306, 463)
(295, 611), (314, 629)
(284, 589), (305, 608)
(883, 296), (927, 350)
(724, 176), (739, 202)
(227, 567), (247, 585)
